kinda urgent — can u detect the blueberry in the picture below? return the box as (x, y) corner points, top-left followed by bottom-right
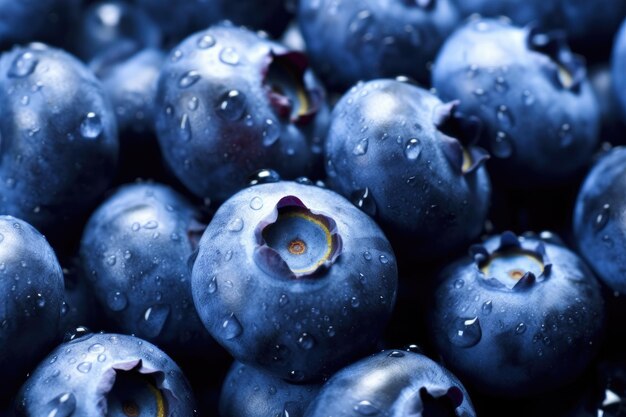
(71, 1), (162, 63)
(80, 182), (213, 354)
(304, 349), (476, 417)
(612, 18), (626, 124)
(432, 18), (599, 187)
(136, 0), (292, 44)
(298, 0), (461, 90)
(325, 78), (491, 260)
(429, 232), (604, 397)
(155, 23), (329, 202)
(220, 361), (321, 417)
(0, 216), (65, 404)
(573, 147), (626, 294)
(191, 181), (398, 382)
(15, 332), (197, 417)
(0, 43), (118, 235)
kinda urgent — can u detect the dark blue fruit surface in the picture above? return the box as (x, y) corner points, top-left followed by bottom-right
(191, 181), (398, 382)
(574, 147), (626, 294)
(298, 0), (461, 90)
(15, 332), (197, 417)
(432, 18), (599, 187)
(0, 216), (65, 402)
(220, 361), (321, 417)
(80, 182), (213, 354)
(304, 349), (476, 417)
(612, 18), (626, 124)
(325, 78), (491, 260)
(429, 232), (604, 397)
(0, 43), (118, 234)
(155, 23), (329, 202)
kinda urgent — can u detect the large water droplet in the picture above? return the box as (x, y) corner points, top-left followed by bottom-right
(594, 204), (611, 232)
(250, 196), (263, 210)
(178, 70), (201, 88)
(197, 34), (216, 49)
(80, 113), (103, 139)
(354, 400), (380, 416)
(350, 188), (377, 216)
(77, 362), (92, 373)
(491, 131), (514, 158)
(297, 333), (316, 350)
(43, 393), (76, 417)
(227, 217), (244, 232)
(496, 105), (515, 129)
(8, 52), (38, 78)
(353, 138), (369, 156)
(262, 119), (280, 146)
(219, 47), (240, 65)
(448, 317), (482, 348)
(404, 138), (422, 160)
(216, 90), (246, 121)
(515, 322), (527, 334)
(138, 305), (170, 338)
(106, 291), (128, 311)
(482, 300), (493, 315)
(222, 314), (243, 339)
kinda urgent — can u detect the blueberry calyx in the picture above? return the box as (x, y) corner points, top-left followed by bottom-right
(253, 195), (342, 279)
(470, 231), (553, 291)
(263, 50), (323, 125)
(525, 25), (585, 93)
(433, 101), (489, 175)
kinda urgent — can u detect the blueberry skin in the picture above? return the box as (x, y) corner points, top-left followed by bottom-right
(304, 349), (476, 417)
(191, 181), (398, 382)
(298, 0), (460, 90)
(136, 0), (292, 43)
(432, 18), (599, 187)
(80, 182), (213, 354)
(612, 19), (626, 123)
(155, 24), (329, 202)
(220, 361), (321, 417)
(0, 43), (119, 234)
(429, 232), (605, 397)
(0, 216), (64, 403)
(325, 79), (491, 260)
(15, 333), (197, 417)
(72, 1), (162, 63)
(573, 147), (626, 294)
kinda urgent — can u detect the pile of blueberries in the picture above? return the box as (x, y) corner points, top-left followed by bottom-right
(4, 0), (626, 416)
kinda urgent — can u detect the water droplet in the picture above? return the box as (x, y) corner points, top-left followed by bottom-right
(350, 188), (377, 217)
(350, 296), (360, 307)
(262, 119), (280, 146)
(106, 255), (116, 266)
(279, 293), (289, 307)
(250, 197), (263, 210)
(188, 96), (199, 111)
(594, 204), (611, 231)
(224, 250), (233, 261)
(143, 220), (158, 229)
(8, 52), (38, 78)
(353, 138), (369, 156)
(179, 113), (192, 141)
(97, 354), (107, 362)
(379, 255), (389, 264)
(219, 47), (240, 65)
(354, 400), (380, 415)
(559, 123), (573, 148)
(496, 105), (514, 129)
(522, 90), (535, 106)
(482, 300), (493, 315)
(88, 343), (105, 354)
(227, 217), (244, 232)
(297, 333), (315, 350)
(448, 317), (482, 348)
(491, 131), (514, 158)
(207, 276), (218, 294)
(288, 370), (304, 381)
(388, 350), (405, 358)
(138, 305), (170, 337)
(495, 76), (509, 92)
(106, 291), (127, 311)
(404, 138), (422, 160)
(43, 393), (76, 417)
(454, 279), (465, 289)
(515, 323), (527, 334)
(178, 70), (201, 88)
(197, 34), (216, 49)
(363, 251), (372, 261)
(216, 90), (246, 121)
(222, 314), (243, 339)
(80, 112), (103, 139)
(77, 362), (92, 373)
